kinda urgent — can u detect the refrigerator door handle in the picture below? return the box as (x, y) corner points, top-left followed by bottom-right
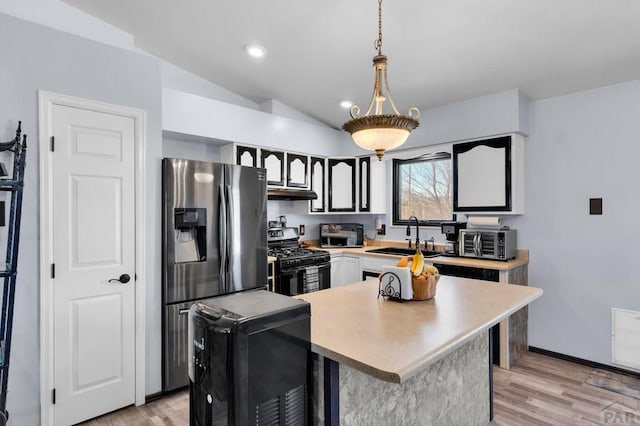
(219, 185), (228, 292)
(225, 184), (233, 286)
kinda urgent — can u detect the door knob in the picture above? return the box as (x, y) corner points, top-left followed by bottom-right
(109, 274), (131, 284)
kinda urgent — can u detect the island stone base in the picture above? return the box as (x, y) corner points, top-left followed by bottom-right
(311, 331), (490, 426)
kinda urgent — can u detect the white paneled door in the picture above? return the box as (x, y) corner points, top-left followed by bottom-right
(51, 105), (136, 425)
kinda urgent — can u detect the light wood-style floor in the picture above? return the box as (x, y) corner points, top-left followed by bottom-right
(80, 352), (640, 425)
(493, 352), (640, 425)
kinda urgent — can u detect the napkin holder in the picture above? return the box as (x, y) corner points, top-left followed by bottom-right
(378, 266), (413, 301)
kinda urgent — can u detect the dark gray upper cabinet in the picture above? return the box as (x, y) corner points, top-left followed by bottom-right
(452, 134), (524, 214)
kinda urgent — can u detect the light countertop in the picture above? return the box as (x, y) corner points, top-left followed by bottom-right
(296, 278), (542, 384)
(316, 246), (529, 271)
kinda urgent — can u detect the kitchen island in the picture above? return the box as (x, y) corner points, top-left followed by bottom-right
(323, 245), (531, 370)
(296, 277), (542, 425)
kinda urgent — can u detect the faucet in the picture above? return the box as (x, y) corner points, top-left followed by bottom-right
(427, 236), (435, 252)
(405, 216), (420, 250)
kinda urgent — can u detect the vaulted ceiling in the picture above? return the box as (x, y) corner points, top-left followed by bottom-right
(63, 0), (640, 129)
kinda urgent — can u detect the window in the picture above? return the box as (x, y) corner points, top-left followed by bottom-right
(392, 152), (454, 226)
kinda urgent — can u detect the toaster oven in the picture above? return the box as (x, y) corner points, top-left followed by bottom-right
(459, 229), (517, 260)
(319, 223), (364, 248)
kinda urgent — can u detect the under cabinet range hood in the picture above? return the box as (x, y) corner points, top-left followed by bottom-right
(267, 188), (318, 201)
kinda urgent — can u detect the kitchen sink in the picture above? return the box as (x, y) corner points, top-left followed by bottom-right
(365, 247), (441, 258)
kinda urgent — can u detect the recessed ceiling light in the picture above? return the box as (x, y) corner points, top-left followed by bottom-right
(245, 44), (267, 58)
(339, 100), (353, 109)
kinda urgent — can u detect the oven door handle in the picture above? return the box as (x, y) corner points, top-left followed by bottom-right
(474, 233), (481, 257)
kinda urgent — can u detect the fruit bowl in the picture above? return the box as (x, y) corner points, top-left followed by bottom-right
(411, 274), (440, 300)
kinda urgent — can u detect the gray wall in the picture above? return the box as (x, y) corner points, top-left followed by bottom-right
(276, 80), (640, 373)
(2, 5), (639, 425)
(0, 14), (163, 425)
(162, 135), (221, 162)
(505, 80), (640, 365)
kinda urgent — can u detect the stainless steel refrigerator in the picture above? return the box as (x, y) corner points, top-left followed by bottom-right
(162, 158), (268, 392)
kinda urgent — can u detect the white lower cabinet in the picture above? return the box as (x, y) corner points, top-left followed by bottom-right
(330, 255), (361, 287)
(359, 255), (398, 280)
(342, 256), (360, 284)
(330, 257), (341, 287)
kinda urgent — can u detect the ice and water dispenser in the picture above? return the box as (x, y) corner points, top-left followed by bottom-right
(174, 208), (207, 263)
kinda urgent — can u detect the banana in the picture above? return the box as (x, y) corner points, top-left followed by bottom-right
(410, 248), (424, 277)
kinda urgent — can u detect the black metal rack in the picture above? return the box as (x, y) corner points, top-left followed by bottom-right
(0, 122), (26, 426)
(378, 271), (405, 301)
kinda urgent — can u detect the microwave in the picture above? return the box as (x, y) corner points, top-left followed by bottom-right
(459, 229), (516, 261)
(320, 223), (364, 248)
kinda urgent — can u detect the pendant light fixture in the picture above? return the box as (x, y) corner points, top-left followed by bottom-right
(342, 0), (420, 160)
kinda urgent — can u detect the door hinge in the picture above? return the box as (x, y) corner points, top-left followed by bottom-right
(51, 263), (55, 279)
(50, 136), (55, 152)
(52, 388), (56, 404)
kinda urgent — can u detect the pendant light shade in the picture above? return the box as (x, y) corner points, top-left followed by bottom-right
(343, 0), (420, 160)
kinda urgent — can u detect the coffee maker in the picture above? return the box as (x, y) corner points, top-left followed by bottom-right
(440, 221), (466, 256)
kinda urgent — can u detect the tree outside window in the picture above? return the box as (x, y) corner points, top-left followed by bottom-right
(392, 153), (454, 225)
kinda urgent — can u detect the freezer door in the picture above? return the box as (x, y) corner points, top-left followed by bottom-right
(162, 302), (193, 391)
(223, 164), (267, 293)
(163, 159), (224, 303)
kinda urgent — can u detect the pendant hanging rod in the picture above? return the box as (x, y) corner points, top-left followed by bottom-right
(342, 0), (421, 160)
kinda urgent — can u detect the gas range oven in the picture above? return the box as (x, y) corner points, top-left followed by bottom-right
(268, 227), (331, 295)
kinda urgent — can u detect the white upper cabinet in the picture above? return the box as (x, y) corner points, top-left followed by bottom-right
(309, 157), (326, 212)
(221, 143), (311, 189)
(261, 149), (285, 186)
(358, 155), (386, 214)
(221, 143), (388, 214)
(358, 157), (371, 212)
(309, 154), (386, 214)
(286, 153), (308, 188)
(328, 158), (356, 212)
(452, 134), (524, 214)
(236, 145), (257, 167)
